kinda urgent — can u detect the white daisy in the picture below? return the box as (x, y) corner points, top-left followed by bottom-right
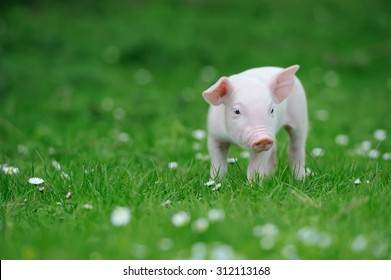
(383, 153), (391, 161)
(351, 235), (367, 252)
(117, 132), (130, 142)
(195, 153), (210, 161)
(192, 143), (201, 150)
(208, 209), (225, 222)
(191, 242), (208, 260)
(374, 129), (386, 141)
(311, 147), (325, 157)
(368, 149), (380, 159)
(61, 171), (70, 180)
(158, 238), (173, 251)
(260, 236), (275, 250)
(192, 129), (207, 140)
(66, 191), (72, 199)
(240, 151), (251, 158)
(211, 183), (221, 191)
(82, 203), (93, 209)
(253, 223), (280, 237)
(171, 211), (190, 227)
(168, 162), (178, 170)
(210, 244), (235, 260)
(3, 166), (19, 175)
(305, 167), (315, 176)
(204, 179), (215, 187)
(28, 177), (44, 185)
(52, 160), (61, 170)
(161, 199), (172, 207)
(335, 134), (349, 146)
(354, 178), (361, 185)
(192, 218), (209, 233)
(314, 109), (329, 121)
(110, 206), (131, 227)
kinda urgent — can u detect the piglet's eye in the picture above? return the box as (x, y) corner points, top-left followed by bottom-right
(270, 108), (274, 114)
(234, 109), (241, 115)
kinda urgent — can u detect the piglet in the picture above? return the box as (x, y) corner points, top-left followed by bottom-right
(202, 65), (308, 181)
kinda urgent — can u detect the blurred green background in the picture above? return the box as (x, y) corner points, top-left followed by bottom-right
(1, 0), (390, 152)
(0, 0), (390, 260)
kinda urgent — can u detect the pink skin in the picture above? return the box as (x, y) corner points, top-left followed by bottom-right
(203, 65), (308, 182)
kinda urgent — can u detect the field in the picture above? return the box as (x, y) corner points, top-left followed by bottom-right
(0, 0), (390, 259)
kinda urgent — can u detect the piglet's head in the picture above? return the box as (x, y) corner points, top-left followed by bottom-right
(203, 65), (299, 153)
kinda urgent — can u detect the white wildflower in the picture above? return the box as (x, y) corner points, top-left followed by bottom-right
(48, 147), (56, 155)
(3, 166), (19, 175)
(204, 179), (215, 187)
(281, 244), (299, 260)
(195, 153), (210, 161)
(192, 218), (209, 233)
(66, 191), (72, 199)
(192, 129), (207, 140)
(52, 160), (61, 170)
(374, 129), (386, 141)
(211, 183), (221, 191)
(373, 242), (388, 258)
(17, 145), (29, 155)
(311, 147), (325, 157)
(110, 206), (131, 227)
(305, 167), (315, 176)
(314, 109), (329, 121)
(158, 238), (173, 251)
(317, 232), (333, 248)
(260, 236), (275, 250)
(161, 199), (172, 207)
(168, 162), (178, 170)
(117, 132), (130, 142)
(253, 223), (280, 237)
(335, 134), (349, 145)
(210, 244), (235, 260)
(208, 209), (225, 222)
(240, 150), (251, 158)
(297, 227), (333, 248)
(383, 153), (391, 161)
(191, 242), (208, 260)
(192, 143), (201, 150)
(83, 203), (93, 209)
(227, 157), (238, 164)
(61, 171), (70, 180)
(354, 178), (361, 185)
(172, 211), (190, 227)
(351, 235), (367, 252)
(368, 149), (380, 159)
(28, 177), (44, 185)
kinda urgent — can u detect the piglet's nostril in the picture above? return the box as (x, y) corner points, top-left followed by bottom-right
(251, 138), (274, 152)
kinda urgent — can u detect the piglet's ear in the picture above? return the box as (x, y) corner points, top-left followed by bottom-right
(268, 65), (299, 104)
(202, 77), (230, 106)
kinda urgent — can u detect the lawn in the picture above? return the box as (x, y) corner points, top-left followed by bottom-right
(0, 0), (390, 260)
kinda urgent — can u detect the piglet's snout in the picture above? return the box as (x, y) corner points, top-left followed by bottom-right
(251, 137), (274, 152)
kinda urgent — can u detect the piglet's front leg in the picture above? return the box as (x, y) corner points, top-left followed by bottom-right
(247, 150), (275, 181)
(208, 137), (230, 180)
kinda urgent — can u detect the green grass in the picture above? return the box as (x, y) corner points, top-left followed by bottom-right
(0, 0), (390, 260)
